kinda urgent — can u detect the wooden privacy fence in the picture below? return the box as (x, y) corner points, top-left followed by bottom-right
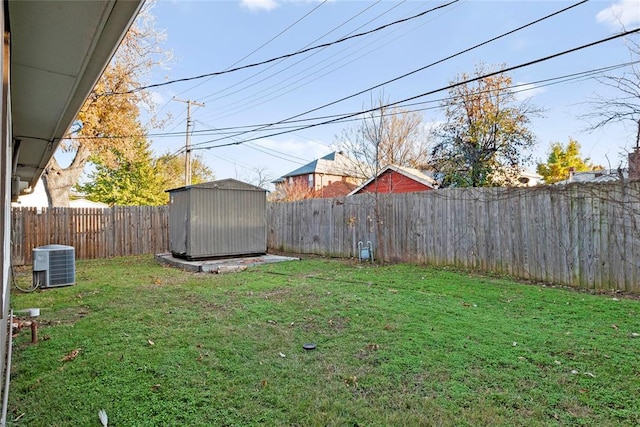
(11, 206), (169, 265)
(267, 181), (640, 293)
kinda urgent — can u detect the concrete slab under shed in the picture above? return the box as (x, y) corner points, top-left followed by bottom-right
(155, 253), (299, 273)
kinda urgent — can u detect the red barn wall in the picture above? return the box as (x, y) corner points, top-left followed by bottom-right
(357, 170), (433, 194)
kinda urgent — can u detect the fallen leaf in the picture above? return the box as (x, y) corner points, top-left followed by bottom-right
(267, 320), (277, 325)
(61, 348), (81, 362)
(554, 360), (561, 365)
(512, 342), (517, 347)
(584, 372), (596, 378)
(571, 370), (580, 375)
(611, 324), (619, 330)
(261, 379), (268, 388)
(148, 339), (155, 346)
(279, 352), (286, 358)
(630, 333), (640, 338)
(151, 384), (161, 391)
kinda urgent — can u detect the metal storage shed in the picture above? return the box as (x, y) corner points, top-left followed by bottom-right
(167, 179), (267, 260)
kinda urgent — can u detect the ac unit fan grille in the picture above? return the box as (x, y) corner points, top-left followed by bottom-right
(47, 249), (75, 286)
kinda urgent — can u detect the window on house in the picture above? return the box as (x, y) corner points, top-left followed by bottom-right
(308, 174), (314, 188)
(288, 177), (293, 184)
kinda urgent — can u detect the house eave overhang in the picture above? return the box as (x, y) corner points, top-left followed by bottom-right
(9, 0), (143, 192)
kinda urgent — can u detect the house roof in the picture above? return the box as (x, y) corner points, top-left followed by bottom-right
(10, 0), (143, 194)
(273, 151), (362, 182)
(556, 169), (627, 185)
(167, 178), (267, 193)
(348, 164), (437, 195)
(312, 180), (357, 198)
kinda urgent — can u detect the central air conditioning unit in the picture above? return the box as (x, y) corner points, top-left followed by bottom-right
(32, 245), (76, 288)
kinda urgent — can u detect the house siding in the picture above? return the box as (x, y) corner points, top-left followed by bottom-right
(0, 5), (9, 410)
(356, 169), (433, 194)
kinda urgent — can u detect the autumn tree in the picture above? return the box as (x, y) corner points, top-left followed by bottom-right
(77, 139), (166, 206)
(334, 96), (430, 179)
(431, 64), (541, 187)
(269, 180), (314, 202)
(42, 3), (171, 206)
(536, 138), (603, 184)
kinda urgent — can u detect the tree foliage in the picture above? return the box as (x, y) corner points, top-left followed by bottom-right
(431, 64), (541, 187)
(536, 138), (602, 184)
(269, 180), (313, 202)
(77, 140), (166, 206)
(155, 153), (215, 193)
(43, 3), (171, 206)
(78, 149), (214, 206)
(334, 96), (429, 178)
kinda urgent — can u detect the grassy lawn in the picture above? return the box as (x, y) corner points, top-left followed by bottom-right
(7, 256), (640, 426)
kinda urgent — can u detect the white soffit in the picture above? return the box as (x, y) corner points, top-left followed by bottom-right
(9, 0), (143, 190)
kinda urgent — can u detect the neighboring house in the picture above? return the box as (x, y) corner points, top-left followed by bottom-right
(273, 151), (364, 198)
(348, 165), (437, 195)
(556, 168), (627, 185)
(13, 178), (108, 208)
(517, 170), (543, 187)
(0, 0), (142, 417)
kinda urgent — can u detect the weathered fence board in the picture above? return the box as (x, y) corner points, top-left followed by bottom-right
(11, 206), (169, 265)
(266, 181), (640, 293)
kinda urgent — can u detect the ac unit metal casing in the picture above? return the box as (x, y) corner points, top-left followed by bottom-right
(32, 245), (75, 288)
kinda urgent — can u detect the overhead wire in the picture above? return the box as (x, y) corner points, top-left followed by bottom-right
(65, 59), (639, 144)
(213, 0), (591, 142)
(193, 119), (309, 165)
(197, 0), (386, 105)
(102, 0), (460, 96)
(205, 1), (450, 121)
(177, 0), (329, 99)
(185, 28), (640, 153)
(182, 0), (592, 148)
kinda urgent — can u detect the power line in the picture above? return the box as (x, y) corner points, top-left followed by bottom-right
(176, 0), (329, 99)
(63, 59), (639, 144)
(231, 0), (591, 138)
(186, 28), (639, 153)
(197, 0), (406, 112)
(187, 0), (591, 146)
(197, 0), (384, 105)
(102, 0), (460, 95)
(204, 1), (450, 121)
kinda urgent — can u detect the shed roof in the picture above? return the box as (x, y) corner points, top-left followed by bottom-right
(167, 178), (267, 193)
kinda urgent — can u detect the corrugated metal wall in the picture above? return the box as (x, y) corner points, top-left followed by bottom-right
(168, 180), (266, 259)
(168, 190), (189, 257)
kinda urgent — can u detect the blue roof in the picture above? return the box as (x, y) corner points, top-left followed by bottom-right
(273, 152), (360, 182)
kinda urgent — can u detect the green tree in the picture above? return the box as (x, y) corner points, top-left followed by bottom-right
(431, 64), (541, 187)
(155, 153), (215, 193)
(536, 138), (602, 184)
(77, 139), (167, 206)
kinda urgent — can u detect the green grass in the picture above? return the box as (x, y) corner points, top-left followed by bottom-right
(7, 256), (640, 426)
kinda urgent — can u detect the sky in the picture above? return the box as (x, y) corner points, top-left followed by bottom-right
(133, 0), (640, 188)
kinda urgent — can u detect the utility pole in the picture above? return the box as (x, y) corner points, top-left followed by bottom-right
(172, 97), (205, 186)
